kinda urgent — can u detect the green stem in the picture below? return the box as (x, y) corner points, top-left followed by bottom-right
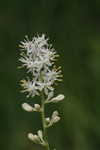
(41, 92), (50, 150)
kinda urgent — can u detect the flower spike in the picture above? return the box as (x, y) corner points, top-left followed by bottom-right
(19, 34), (65, 150)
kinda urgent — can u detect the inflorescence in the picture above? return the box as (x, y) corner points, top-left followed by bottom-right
(19, 34), (65, 150)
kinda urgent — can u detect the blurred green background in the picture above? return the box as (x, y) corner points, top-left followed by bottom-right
(0, 0), (100, 150)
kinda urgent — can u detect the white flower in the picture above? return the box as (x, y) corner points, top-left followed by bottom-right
(19, 34), (62, 98)
(20, 79), (39, 97)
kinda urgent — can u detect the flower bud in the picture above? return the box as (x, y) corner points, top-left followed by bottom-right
(22, 103), (34, 112)
(34, 104), (41, 111)
(51, 111), (60, 125)
(51, 94), (65, 102)
(27, 133), (41, 144)
(37, 130), (44, 142)
(52, 116), (60, 123)
(52, 111), (59, 118)
(45, 94), (65, 104)
(45, 117), (50, 124)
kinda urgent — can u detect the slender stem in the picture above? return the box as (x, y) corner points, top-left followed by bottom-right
(41, 92), (50, 150)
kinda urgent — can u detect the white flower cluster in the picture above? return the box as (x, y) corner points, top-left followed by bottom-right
(28, 130), (46, 146)
(45, 111), (61, 128)
(19, 34), (65, 149)
(19, 34), (62, 98)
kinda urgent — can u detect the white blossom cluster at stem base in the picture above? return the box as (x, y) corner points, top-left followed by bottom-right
(19, 34), (62, 97)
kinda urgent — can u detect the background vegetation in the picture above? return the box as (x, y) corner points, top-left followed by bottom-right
(0, 0), (100, 150)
